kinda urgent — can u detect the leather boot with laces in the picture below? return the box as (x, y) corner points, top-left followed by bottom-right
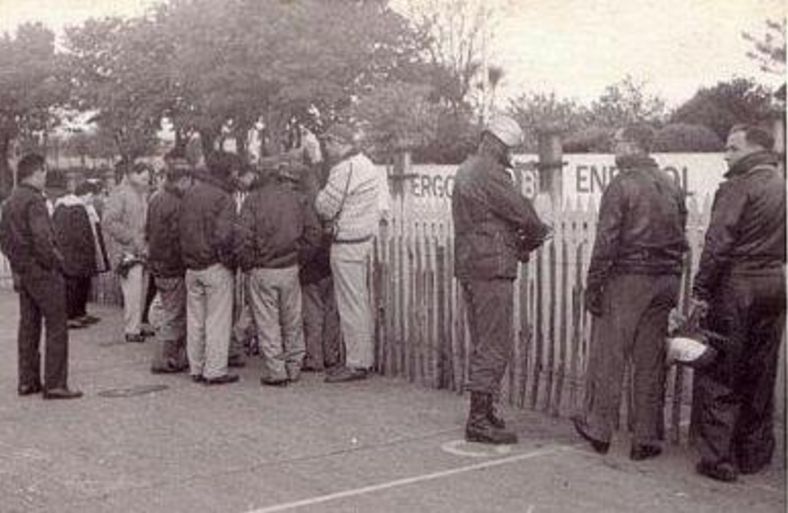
(465, 392), (518, 445)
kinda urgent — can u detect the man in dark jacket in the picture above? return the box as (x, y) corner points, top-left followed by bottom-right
(147, 151), (193, 374)
(53, 182), (104, 329)
(690, 125), (786, 483)
(236, 157), (321, 385)
(180, 151), (239, 385)
(452, 115), (551, 444)
(573, 124), (687, 460)
(300, 152), (342, 373)
(0, 154), (82, 399)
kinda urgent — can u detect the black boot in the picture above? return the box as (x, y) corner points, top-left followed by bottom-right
(488, 400), (506, 429)
(465, 392), (518, 445)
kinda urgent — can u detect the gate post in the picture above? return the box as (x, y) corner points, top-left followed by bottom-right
(536, 123), (564, 207)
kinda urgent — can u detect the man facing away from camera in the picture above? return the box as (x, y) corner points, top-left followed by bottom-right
(52, 181), (107, 330)
(315, 123), (390, 383)
(180, 151), (239, 385)
(573, 123), (688, 460)
(690, 124), (786, 483)
(0, 154), (82, 399)
(452, 115), (551, 445)
(237, 158), (320, 386)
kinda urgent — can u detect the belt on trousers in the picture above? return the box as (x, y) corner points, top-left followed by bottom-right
(333, 234), (374, 244)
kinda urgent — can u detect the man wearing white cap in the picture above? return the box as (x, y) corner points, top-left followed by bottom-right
(316, 123), (391, 382)
(452, 115), (551, 444)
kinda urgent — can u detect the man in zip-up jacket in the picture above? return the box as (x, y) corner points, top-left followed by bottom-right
(573, 124), (688, 461)
(315, 123), (390, 383)
(690, 125), (786, 483)
(179, 151), (239, 385)
(452, 115), (550, 445)
(237, 159), (320, 385)
(147, 151), (193, 374)
(0, 154), (82, 399)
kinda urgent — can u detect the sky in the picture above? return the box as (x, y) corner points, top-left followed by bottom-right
(0, 0), (784, 109)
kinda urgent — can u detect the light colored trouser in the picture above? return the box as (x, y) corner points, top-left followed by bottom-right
(120, 264), (148, 336)
(331, 241), (373, 369)
(185, 264), (234, 379)
(150, 277), (188, 370)
(247, 266), (304, 381)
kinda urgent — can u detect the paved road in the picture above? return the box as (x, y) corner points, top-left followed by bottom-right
(0, 291), (784, 513)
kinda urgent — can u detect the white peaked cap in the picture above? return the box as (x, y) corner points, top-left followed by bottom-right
(485, 115), (524, 148)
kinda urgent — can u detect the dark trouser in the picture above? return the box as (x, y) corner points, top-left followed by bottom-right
(142, 272), (157, 324)
(65, 275), (92, 320)
(150, 276), (188, 371)
(580, 273), (680, 446)
(17, 267), (69, 390)
(462, 279), (514, 396)
(302, 275), (342, 370)
(693, 272), (786, 470)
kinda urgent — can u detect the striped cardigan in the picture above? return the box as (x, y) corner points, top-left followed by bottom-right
(315, 152), (389, 243)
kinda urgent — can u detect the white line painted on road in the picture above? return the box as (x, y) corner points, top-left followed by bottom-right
(244, 445), (572, 513)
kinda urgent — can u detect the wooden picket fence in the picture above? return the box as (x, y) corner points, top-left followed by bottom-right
(368, 185), (715, 442)
(1, 178), (782, 441)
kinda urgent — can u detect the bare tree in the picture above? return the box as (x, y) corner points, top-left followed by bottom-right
(403, 0), (507, 117)
(743, 18), (786, 76)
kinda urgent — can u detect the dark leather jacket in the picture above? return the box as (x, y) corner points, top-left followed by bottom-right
(692, 151), (786, 300)
(236, 179), (321, 271)
(586, 155), (688, 294)
(147, 184), (186, 278)
(452, 149), (550, 281)
(0, 183), (65, 275)
(53, 200), (97, 277)
(179, 171), (237, 271)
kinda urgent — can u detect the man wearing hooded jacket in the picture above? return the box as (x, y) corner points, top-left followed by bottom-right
(690, 125), (785, 483)
(452, 115), (551, 445)
(573, 123), (688, 460)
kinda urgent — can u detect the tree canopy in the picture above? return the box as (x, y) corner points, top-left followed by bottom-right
(0, 23), (67, 196)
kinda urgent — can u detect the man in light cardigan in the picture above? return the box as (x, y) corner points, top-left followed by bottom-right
(315, 123), (390, 383)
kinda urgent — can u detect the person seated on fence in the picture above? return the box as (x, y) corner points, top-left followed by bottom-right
(103, 161), (152, 344)
(315, 122), (391, 383)
(0, 153), (82, 399)
(146, 150), (194, 374)
(53, 181), (108, 329)
(452, 114), (551, 445)
(180, 150), (239, 385)
(236, 156), (320, 386)
(689, 124), (786, 483)
(572, 123), (688, 461)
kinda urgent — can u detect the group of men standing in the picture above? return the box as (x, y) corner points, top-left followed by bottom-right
(139, 123), (389, 386)
(451, 115), (785, 485)
(0, 115), (783, 484)
(569, 122), (785, 483)
(0, 122), (390, 399)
